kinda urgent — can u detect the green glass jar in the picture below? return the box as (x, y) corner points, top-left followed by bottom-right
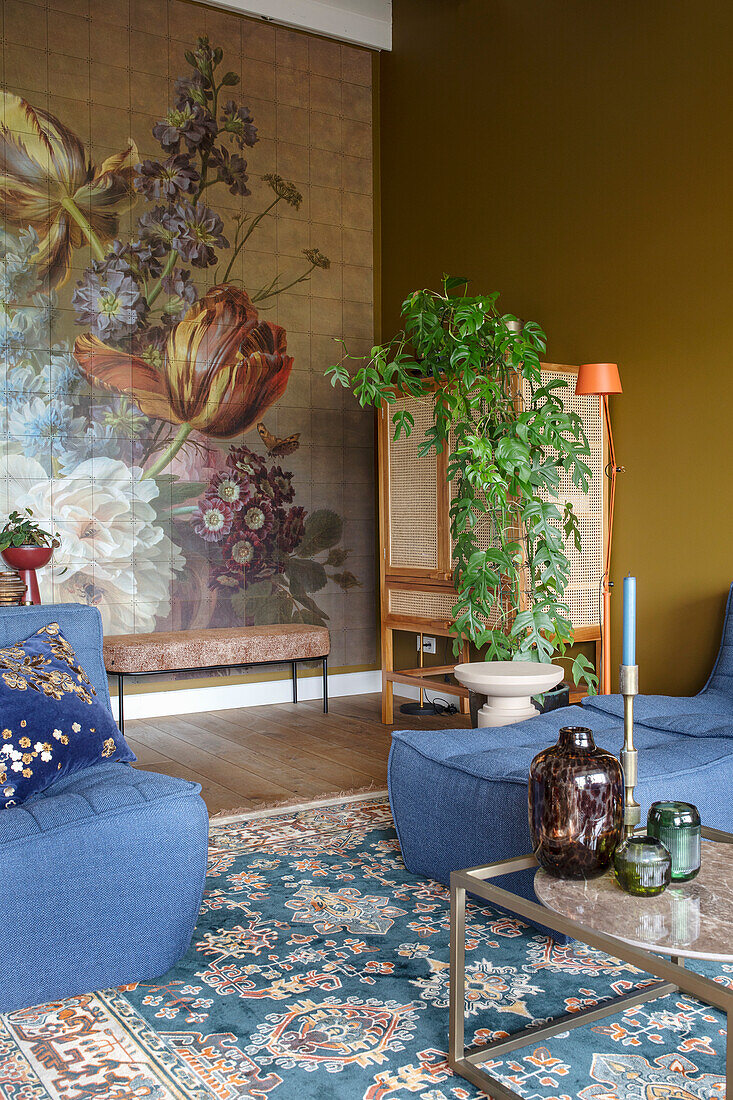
(613, 835), (672, 897)
(647, 801), (701, 882)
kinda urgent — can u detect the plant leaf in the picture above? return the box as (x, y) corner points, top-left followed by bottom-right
(297, 509), (343, 557)
(286, 557), (328, 594)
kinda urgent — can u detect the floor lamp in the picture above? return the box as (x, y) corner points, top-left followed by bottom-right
(574, 363), (623, 695)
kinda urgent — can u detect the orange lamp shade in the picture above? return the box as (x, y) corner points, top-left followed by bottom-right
(575, 362), (623, 396)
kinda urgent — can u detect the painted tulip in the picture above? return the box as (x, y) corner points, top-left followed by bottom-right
(73, 284), (294, 476)
(0, 93), (138, 286)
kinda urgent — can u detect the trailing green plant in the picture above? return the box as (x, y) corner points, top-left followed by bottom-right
(0, 509), (59, 552)
(327, 276), (599, 693)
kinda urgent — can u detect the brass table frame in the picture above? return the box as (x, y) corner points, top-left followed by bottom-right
(449, 826), (733, 1099)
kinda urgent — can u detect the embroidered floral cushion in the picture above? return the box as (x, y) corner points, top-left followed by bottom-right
(0, 622), (135, 809)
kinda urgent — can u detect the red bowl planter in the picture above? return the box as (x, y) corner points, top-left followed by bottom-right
(1, 546), (54, 605)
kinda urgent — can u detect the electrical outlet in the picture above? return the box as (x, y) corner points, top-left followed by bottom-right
(417, 635), (437, 655)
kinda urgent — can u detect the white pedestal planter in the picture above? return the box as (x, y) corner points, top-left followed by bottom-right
(453, 661), (565, 727)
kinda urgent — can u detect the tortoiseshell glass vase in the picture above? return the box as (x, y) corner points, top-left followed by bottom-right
(529, 726), (624, 879)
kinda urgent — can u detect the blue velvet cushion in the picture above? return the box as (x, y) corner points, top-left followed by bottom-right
(0, 621), (134, 809)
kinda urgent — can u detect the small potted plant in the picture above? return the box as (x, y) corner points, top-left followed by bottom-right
(0, 509), (60, 605)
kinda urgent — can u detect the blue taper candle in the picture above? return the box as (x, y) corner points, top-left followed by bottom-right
(622, 575), (636, 666)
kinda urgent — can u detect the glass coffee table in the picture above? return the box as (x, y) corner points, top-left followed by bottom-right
(449, 826), (733, 1099)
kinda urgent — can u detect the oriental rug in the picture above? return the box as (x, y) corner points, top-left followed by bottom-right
(0, 793), (727, 1099)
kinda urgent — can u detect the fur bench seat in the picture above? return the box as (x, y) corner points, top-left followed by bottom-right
(103, 624), (330, 672)
(103, 625), (331, 730)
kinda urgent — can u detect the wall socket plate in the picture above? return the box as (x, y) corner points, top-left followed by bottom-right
(417, 635), (437, 654)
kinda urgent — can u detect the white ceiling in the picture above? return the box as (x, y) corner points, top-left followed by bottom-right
(206, 0), (392, 50)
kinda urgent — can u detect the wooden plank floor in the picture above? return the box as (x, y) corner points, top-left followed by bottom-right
(128, 692), (468, 815)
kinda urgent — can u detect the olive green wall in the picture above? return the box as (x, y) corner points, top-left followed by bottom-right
(380, 0), (733, 695)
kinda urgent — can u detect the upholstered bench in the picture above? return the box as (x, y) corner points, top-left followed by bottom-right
(104, 625), (330, 731)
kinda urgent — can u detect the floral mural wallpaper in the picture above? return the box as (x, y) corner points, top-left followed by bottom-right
(0, 0), (376, 670)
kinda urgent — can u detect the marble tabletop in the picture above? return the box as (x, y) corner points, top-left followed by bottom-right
(535, 839), (733, 960)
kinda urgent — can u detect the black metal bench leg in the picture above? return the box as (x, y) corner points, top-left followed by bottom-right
(292, 661), (298, 703)
(322, 656), (328, 713)
(118, 673), (125, 734)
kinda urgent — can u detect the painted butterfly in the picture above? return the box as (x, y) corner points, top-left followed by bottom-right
(257, 421), (300, 457)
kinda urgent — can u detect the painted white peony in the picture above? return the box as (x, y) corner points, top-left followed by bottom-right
(0, 453), (184, 634)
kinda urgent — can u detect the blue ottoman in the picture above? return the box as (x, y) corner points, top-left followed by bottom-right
(0, 762), (208, 1013)
(0, 603), (209, 1014)
(388, 703), (733, 930)
(390, 588), (733, 932)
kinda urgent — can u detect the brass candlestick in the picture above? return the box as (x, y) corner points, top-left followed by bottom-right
(619, 663), (641, 836)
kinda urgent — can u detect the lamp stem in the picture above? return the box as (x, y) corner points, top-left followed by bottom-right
(601, 394), (619, 694)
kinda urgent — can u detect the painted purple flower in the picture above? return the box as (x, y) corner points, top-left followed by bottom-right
(97, 239), (135, 273)
(169, 202), (228, 268)
(134, 155), (200, 201)
(228, 535), (259, 566)
(243, 499), (273, 533)
(210, 146), (250, 196)
(222, 531), (274, 580)
(72, 262), (147, 340)
(268, 465), (295, 504)
(279, 506), (305, 553)
(220, 100), (258, 149)
(160, 267), (198, 326)
(175, 72), (208, 111)
(227, 445), (267, 480)
(127, 238), (163, 279)
(95, 238), (161, 281)
(210, 471), (248, 512)
(153, 104), (216, 154)
(163, 266), (197, 305)
(194, 496), (233, 542)
(138, 205), (179, 259)
(191, 35), (219, 75)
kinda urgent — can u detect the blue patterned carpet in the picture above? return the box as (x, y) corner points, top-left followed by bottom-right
(0, 794), (728, 1099)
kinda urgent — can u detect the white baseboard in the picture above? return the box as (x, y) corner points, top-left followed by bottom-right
(111, 668), (382, 722)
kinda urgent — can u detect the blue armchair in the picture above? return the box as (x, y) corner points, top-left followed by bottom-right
(0, 604), (209, 1014)
(389, 584), (733, 894)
